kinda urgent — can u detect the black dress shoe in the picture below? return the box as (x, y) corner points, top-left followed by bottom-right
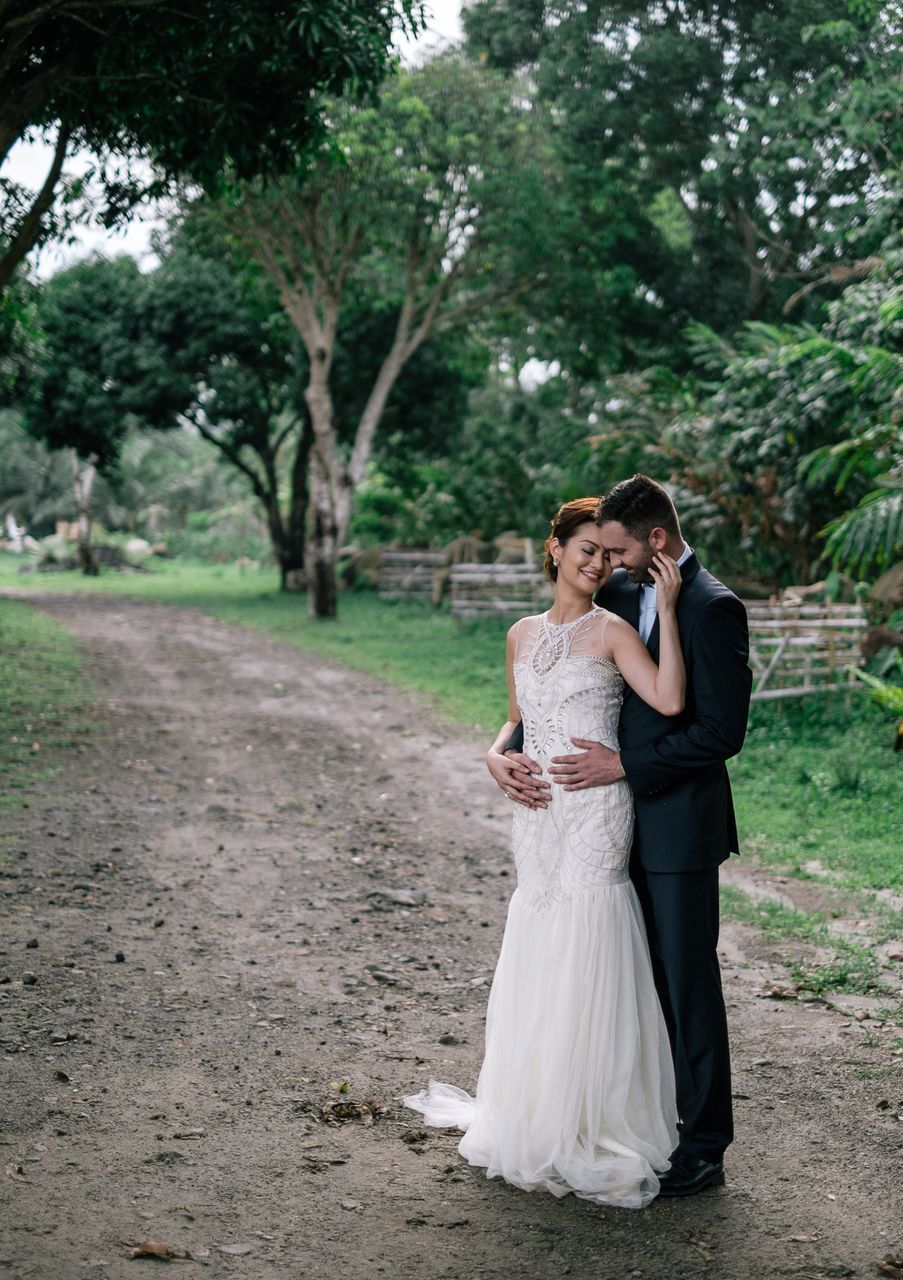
(657, 1151), (725, 1198)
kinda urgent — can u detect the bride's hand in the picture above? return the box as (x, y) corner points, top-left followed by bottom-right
(650, 552), (681, 611)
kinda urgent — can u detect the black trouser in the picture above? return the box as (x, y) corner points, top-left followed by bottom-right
(630, 859), (733, 1162)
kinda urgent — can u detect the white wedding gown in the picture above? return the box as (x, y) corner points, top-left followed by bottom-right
(405, 607), (678, 1209)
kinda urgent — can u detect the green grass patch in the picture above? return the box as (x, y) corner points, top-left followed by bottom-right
(0, 597), (94, 819)
(732, 695), (902, 893)
(720, 884), (888, 996)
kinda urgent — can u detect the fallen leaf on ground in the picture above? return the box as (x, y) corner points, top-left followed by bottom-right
(122, 1240), (194, 1261)
(785, 1233), (820, 1243)
(687, 1231), (715, 1263)
(216, 1244), (253, 1256)
(4, 1163), (30, 1183)
(321, 1096), (386, 1125)
(760, 983), (797, 1001)
(878, 1254), (903, 1278)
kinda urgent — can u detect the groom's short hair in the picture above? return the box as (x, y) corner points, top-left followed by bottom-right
(596, 474), (681, 540)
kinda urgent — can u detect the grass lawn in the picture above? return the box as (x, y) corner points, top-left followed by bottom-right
(0, 597), (95, 818)
(734, 697), (901, 893)
(3, 553), (900, 999)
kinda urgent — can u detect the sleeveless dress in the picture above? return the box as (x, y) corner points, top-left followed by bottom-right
(404, 607), (678, 1209)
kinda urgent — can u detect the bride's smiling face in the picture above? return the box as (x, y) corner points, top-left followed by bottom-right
(549, 521), (609, 597)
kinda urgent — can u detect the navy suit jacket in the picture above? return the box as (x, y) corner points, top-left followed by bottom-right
(598, 555), (751, 871)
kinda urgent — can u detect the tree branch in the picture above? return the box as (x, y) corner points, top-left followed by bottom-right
(190, 415), (271, 505)
(0, 122), (70, 290)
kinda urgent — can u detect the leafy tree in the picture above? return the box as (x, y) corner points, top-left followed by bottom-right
(0, 0), (422, 290)
(136, 238), (315, 589)
(17, 255), (149, 569)
(138, 227), (482, 587)
(0, 409), (75, 536)
(465, 0), (901, 346)
(669, 251), (902, 587)
(214, 54), (547, 615)
(351, 363), (685, 547)
(801, 256), (903, 578)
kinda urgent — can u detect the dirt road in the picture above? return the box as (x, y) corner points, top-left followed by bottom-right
(1, 594), (900, 1279)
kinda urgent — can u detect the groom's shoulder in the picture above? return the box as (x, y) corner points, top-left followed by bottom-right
(689, 560), (748, 619)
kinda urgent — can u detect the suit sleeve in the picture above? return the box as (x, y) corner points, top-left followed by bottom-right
(619, 594), (752, 795)
(505, 722), (525, 753)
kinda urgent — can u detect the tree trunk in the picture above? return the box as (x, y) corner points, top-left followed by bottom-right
(279, 415), (314, 592)
(71, 451), (99, 576)
(306, 453), (339, 618)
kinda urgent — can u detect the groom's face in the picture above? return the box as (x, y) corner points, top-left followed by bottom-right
(598, 520), (656, 584)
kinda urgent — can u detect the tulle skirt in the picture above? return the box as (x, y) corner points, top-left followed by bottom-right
(405, 881), (678, 1209)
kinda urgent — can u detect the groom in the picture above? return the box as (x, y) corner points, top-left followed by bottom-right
(488, 474), (752, 1197)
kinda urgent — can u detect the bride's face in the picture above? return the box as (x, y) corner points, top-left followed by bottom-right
(551, 522), (609, 596)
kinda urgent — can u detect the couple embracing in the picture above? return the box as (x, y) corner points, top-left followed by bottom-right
(406, 474), (752, 1209)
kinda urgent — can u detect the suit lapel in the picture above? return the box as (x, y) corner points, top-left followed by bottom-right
(646, 614), (660, 656)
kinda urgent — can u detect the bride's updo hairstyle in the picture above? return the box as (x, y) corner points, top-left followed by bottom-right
(543, 497), (602, 582)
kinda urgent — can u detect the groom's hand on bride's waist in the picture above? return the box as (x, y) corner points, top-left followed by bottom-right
(486, 749), (551, 809)
(550, 739), (626, 790)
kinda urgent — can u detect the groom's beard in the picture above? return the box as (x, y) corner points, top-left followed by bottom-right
(623, 549), (656, 585)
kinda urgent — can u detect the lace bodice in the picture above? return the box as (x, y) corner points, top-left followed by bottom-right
(511, 607), (634, 909)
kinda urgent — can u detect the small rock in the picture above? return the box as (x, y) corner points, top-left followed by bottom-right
(216, 1244), (253, 1257)
(364, 965), (397, 984)
(25, 939), (38, 949)
(22, 972), (37, 986)
(115, 952), (125, 963)
(50, 1028), (73, 1043)
(438, 1034), (460, 1046)
(340, 1199), (363, 1211)
(368, 888), (426, 908)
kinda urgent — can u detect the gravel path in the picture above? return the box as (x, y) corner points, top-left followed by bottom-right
(1, 593), (899, 1279)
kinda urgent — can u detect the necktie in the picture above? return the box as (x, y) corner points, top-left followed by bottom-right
(638, 582), (655, 644)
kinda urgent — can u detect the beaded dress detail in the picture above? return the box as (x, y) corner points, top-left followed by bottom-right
(405, 607), (678, 1209)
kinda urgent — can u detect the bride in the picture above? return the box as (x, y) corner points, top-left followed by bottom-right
(405, 496), (684, 1209)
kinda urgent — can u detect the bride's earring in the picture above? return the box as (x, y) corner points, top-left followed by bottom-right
(553, 559), (559, 568)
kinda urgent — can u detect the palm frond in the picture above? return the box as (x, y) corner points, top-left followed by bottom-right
(800, 422), (901, 492)
(824, 487), (903, 577)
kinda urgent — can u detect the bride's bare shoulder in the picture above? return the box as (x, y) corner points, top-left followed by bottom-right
(584, 607), (630, 659)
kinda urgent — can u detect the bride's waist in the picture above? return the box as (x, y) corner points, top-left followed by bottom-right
(529, 746), (623, 773)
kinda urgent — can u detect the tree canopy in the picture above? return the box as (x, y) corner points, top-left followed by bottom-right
(464, 0), (902, 364)
(214, 53), (547, 612)
(0, 0), (422, 289)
